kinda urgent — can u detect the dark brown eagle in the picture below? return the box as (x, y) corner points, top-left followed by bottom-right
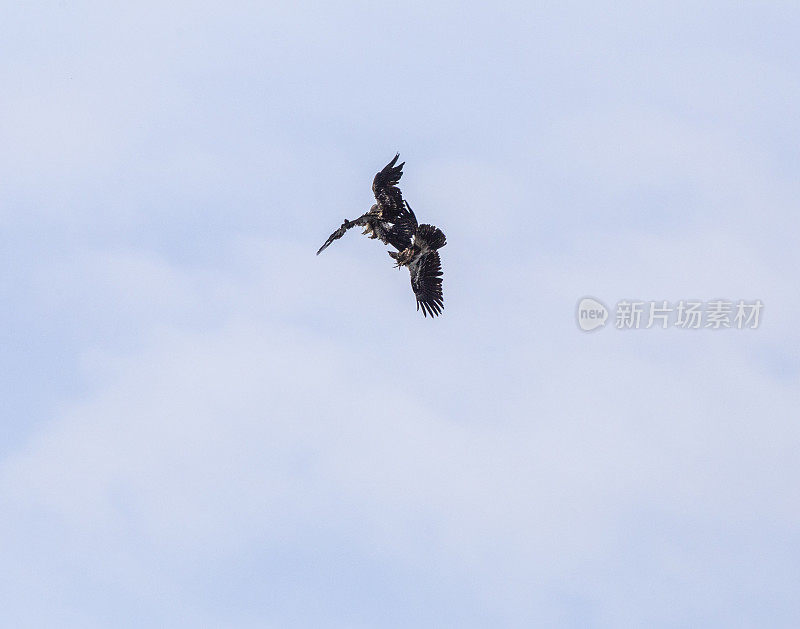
(389, 202), (446, 317)
(316, 154), (414, 255)
(316, 155), (447, 317)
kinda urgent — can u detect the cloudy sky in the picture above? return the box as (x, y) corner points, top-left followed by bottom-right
(2, 1), (799, 626)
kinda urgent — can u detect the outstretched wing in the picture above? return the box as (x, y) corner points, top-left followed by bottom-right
(409, 250), (444, 317)
(316, 215), (369, 255)
(372, 154), (405, 222)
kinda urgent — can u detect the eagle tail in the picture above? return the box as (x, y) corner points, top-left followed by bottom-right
(416, 224), (446, 250)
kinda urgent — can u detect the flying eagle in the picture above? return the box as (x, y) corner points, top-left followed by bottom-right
(316, 154), (414, 255)
(389, 202), (447, 317)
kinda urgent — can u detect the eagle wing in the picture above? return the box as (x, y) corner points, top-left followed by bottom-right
(372, 154), (405, 222)
(383, 201), (417, 251)
(409, 250), (444, 317)
(316, 214), (370, 255)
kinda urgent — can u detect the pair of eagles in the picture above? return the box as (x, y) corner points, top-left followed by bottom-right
(316, 155), (446, 317)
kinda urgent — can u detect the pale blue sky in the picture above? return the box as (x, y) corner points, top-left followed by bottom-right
(2, 2), (799, 627)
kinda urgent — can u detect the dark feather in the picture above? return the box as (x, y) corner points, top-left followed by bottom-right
(372, 153), (405, 222)
(384, 202), (416, 251)
(316, 214), (369, 255)
(409, 250), (444, 317)
(397, 201), (419, 236)
(415, 223), (446, 250)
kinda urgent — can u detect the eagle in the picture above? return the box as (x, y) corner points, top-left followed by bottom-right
(389, 202), (447, 317)
(316, 154), (414, 255)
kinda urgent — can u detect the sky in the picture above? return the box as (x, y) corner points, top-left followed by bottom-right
(2, 1), (799, 626)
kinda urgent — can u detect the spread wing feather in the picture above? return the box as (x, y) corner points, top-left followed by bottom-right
(372, 154), (405, 222)
(316, 214), (370, 255)
(409, 250), (444, 317)
(415, 223), (447, 250)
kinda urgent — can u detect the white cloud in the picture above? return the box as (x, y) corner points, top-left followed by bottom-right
(3, 228), (799, 624)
